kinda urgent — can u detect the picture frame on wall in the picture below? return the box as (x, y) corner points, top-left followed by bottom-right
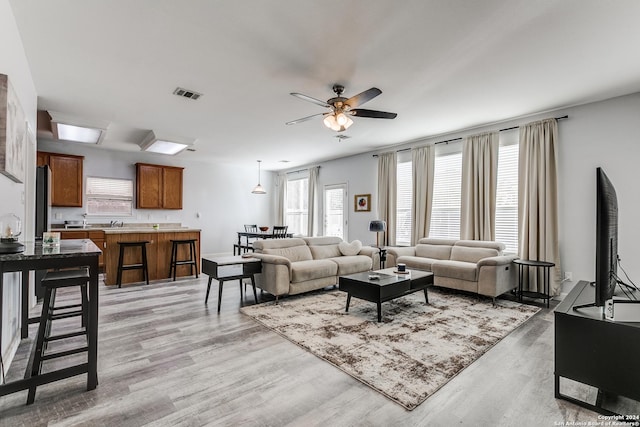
(0, 73), (27, 183)
(354, 194), (371, 212)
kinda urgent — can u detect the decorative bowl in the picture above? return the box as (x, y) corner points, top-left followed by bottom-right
(259, 226), (269, 232)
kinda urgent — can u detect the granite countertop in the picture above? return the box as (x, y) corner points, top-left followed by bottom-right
(50, 223), (200, 234)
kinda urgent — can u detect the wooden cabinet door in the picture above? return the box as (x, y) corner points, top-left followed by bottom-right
(162, 166), (183, 209)
(49, 154), (83, 207)
(136, 164), (163, 209)
(36, 151), (49, 166)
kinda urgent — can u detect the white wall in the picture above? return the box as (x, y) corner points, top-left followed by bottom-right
(557, 93), (640, 294)
(313, 153), (379, 244)
(37, 140), (275, 255)
(0, 0), (37, 375)
(311, 92), (640, 296)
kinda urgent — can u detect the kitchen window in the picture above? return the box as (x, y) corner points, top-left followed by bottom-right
(86, 177), (134, 216)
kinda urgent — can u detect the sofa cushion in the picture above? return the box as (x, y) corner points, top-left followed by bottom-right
(309, 244), (342, 259)
(338, 240), (362, 256)
(415, 244), (453, 260)
(290, 259), (338, 283)
(330, 255), (372, 275)
(263, 245), (313, 262)
(302, 236), (343, 246)
(431, 260), (478, 282)
(396, 255), (439, 272)
(450, 246), (499, 264)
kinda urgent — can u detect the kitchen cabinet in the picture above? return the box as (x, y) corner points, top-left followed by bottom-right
(59, 230), (106, 269)
(136, 163), (183, 209)
(37, 151), (84, 207)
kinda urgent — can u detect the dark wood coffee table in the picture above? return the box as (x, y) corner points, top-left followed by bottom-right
(338, 268), (434, 322)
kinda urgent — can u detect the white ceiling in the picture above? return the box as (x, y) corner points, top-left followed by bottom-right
(9, 0), (640, 170)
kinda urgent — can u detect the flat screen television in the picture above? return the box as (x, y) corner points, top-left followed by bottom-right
(574, 167), (618, 310)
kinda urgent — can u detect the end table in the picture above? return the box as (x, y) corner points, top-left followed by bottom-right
(513, 259), (555, 308)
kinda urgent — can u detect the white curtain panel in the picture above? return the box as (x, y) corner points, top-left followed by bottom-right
(518, 118), (561, 295)
(461, 131), (499, 240)
(377, 152), (397, 246)
(411, 145), (435, 245)
(307, 166), (320, 237)
(276, 173), (287, 226)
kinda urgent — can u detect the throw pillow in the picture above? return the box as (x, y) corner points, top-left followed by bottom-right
(338, 240), (362, 256)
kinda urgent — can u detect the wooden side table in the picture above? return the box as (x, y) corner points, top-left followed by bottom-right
(202, 256), (262, 312)
(513, 259), (555, 308)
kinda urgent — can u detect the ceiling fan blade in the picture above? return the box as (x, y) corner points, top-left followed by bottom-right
(351, 109), (397, 119)
(345, 87), (382, 108)
(285, 112), (326, 125)
(290, 92), (331, 108)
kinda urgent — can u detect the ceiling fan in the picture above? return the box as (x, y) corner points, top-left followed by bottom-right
(286, 84), (397, 132)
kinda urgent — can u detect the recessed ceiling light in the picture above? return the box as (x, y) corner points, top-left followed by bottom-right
(56, 123), (103, 144)
(139, 130), (196, 155)
(48, 111), (108, 144)
(279, 160), (291, 163)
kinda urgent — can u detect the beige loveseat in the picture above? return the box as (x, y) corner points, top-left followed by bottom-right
(386, 239), (517, 300)
(251, 237), (379, 301)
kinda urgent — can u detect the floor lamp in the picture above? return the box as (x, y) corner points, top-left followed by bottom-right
(369, 220), (386, 248)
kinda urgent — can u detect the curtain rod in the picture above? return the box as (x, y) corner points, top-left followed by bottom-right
(286, 166), (321, 175)
(372, 115), (569, 156)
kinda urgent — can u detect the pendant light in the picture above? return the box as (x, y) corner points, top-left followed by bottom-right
(251, 160), (266, 194)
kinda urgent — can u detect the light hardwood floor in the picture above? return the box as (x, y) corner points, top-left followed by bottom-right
(0, 276), (638, 426)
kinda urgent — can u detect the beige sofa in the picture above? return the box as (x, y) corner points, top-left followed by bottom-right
(386, 238), (517, 300)
(251, 236), (379, 301)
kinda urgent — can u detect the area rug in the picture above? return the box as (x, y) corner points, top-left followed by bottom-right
(240, 288), (540, 410)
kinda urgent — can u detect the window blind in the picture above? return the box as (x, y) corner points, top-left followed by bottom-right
(495, 143), (519, 253)
(396, 160), (412, 246)
(85, 177), (133, 216)
(429, 152), (462, 239)
(286, 177), (308, 236)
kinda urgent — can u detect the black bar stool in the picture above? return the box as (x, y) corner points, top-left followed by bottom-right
(169, 239), (199, 281)
(26, 267), (90, 405)
(116, 241), (150, 288)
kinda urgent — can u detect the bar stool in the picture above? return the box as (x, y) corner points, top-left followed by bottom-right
(169, 239), (199, 281)
(116, 241), (149, 288)
(27, 267), (90, 405)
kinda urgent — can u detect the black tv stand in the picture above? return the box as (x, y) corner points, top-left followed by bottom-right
(555, 281), (640, 414)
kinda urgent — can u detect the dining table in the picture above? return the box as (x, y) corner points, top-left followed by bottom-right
(234, 231), (293, 255)
(0, 239), (101, 400)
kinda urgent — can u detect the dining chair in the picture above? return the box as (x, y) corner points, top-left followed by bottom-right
(242, 224), (258, 253)
(272, 225), (288, 238)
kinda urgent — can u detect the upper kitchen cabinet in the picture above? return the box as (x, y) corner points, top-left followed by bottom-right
(136, 163), (183, 209)
(37, 151), (84, 207)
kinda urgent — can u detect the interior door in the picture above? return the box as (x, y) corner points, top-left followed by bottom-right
(323, 184), (347, 240)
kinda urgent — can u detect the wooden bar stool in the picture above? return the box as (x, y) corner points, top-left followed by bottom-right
(116, 241), (150, 288)
(26, 267), (90, 404)
(169, 239), (199, 281)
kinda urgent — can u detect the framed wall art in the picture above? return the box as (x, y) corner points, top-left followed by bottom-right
(354, 194), (371, 212)
(0, 73), (27, 183)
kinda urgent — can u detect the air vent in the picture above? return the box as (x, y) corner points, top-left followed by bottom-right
(173, 87), (202, 100)
(334, 134), (351, 140)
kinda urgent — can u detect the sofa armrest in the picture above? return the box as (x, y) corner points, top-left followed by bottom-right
(250, 253), (292, 268)
(250, 253), (292, 297)
(386, 246), (416, 268)
(477, 254), (518, 267)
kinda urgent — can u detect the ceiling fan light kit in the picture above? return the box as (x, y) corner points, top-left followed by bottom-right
(323, 113), (353, 132)
(287, 84), (397, 132)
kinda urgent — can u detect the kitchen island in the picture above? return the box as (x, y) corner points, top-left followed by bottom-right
(102, 227), (201, 286)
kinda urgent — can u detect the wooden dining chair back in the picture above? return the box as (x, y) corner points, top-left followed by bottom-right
(272, 225), (288, 238)
(244, 224), (258, 233)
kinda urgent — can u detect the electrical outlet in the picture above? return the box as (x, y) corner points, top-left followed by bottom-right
(565, 271), (572, 281)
